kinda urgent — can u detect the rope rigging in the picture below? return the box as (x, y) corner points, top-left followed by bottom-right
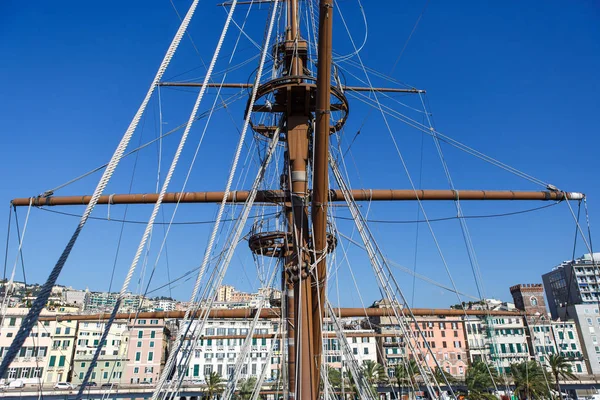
(153, 6), (281, 392)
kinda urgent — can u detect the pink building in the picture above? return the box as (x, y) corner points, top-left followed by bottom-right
(123, 318), (170, 384)
(407, 317), (469, 377)
(373, 311), (469, 379)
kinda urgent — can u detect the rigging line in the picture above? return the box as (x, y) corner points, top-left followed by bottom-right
(76, 0), (237, 396)
(33, 206), (278, 225)
(389, 0), (430, 74)
(12, 206), (28, 286)
(143, 75), (230, 305)
(418, 93), (487, 299)
(337, 231), (480, 301)
(2, 206), (12, 282)
(0, 11), (203, 371)
(411, 120), (425, 308)
(420, 94), (503, 389)
(572, 201), (582, 261)
(332, 0), (368, 62)
(334, 202), (561, 224)
(345, 90), (549, 187)
(331, 158), (450, 396)
(328, 219), (403, 397)
(108, 109), (149, 294)
(155, 7), (280, 394)
(0, 200), (32, 332)
(39, 90), (245, 196)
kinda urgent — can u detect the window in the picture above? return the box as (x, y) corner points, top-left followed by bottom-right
(138, 331), (143, 339)
(49, 356), (56, 367)
(150, 341), (155, 348)
(364, 347), (369, 355)
(352, 337), (357, 344)
(442, 341), (447, 348)
(137, 341), (142, 348)
(150, 331), (156, 339)
(362, 337), (369, 343)
(353, 348), (358, 355)
(441, 331), (445, 337)
(134, 367), (139, 373)
(530, 296), (538, 306)
(148, 352), (154, 361)
(55, 327), (61, 335)
(559, 332), (564, 340)
(193, 364), (200, 377)
(135, 352), (141, 361)
(79, 372), (84, 379)
(151, 319), (159, 325)
(454, 331), (458, 337)
(58, 356), (65, 367)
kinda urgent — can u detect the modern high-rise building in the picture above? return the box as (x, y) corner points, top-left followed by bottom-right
(542, 253), (600, 318)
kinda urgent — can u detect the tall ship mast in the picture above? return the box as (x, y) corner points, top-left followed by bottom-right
(1, 1), (593, 400)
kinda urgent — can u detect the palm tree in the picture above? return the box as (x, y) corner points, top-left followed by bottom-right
(325, 366), (342, 391)
(204, 371), (224, 400)
(395, 359), (420, 399)
(510, 361), (551, 400)
(362, 360), (387, 397)
(465, 361), (499, 400)
(236, 376), (257, 400)
(547, 354), (577, 398)
(433, 366), (457, 386)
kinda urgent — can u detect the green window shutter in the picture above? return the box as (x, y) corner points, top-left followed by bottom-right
(148, 352), (154, 361)
(559, 332), (564, 339)
(138, 331), (143, 338)
(49, 355), (56, 367)
(262, 338), (267, 346)
(193, 364), (199, 377)
(135, 352), (141, 361)
(59, 356), (65, 367)
(151, 331), (156, 339)
(568, 331), (574, 339)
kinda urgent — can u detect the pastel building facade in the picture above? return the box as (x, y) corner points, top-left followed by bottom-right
(123, 318), (170, 384)
(71, 320), (129, 385)
(0, 308), (53, 385)
(179, 319), (277, 382)
(44, 317), (78, 384)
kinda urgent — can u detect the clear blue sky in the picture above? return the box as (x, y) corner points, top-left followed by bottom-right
(0, 1), (598, 309)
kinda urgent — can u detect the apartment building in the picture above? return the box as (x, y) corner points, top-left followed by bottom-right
(486, 316), (530, 373)
(71, 320), (129, 384)
(0, 308), (53, 385)
(44, 316), (78, 384)
(123, 318), (170, 384)
(179, 318), (278, 381)
(543, 253), (600, 318)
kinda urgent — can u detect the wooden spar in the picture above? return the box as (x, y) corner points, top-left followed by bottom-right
(11, 189), (584, 207)
(37, 307), (524, 322)
(158, 81), (425, 93)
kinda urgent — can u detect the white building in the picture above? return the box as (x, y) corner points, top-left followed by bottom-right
(551, 320), (587, 374)
(63, 289), (88, 309)
(486, 316), (530, 373)
(71, 320), (129, 384)
(557, 304), (600, 375)
(178, 318), (278, 382)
